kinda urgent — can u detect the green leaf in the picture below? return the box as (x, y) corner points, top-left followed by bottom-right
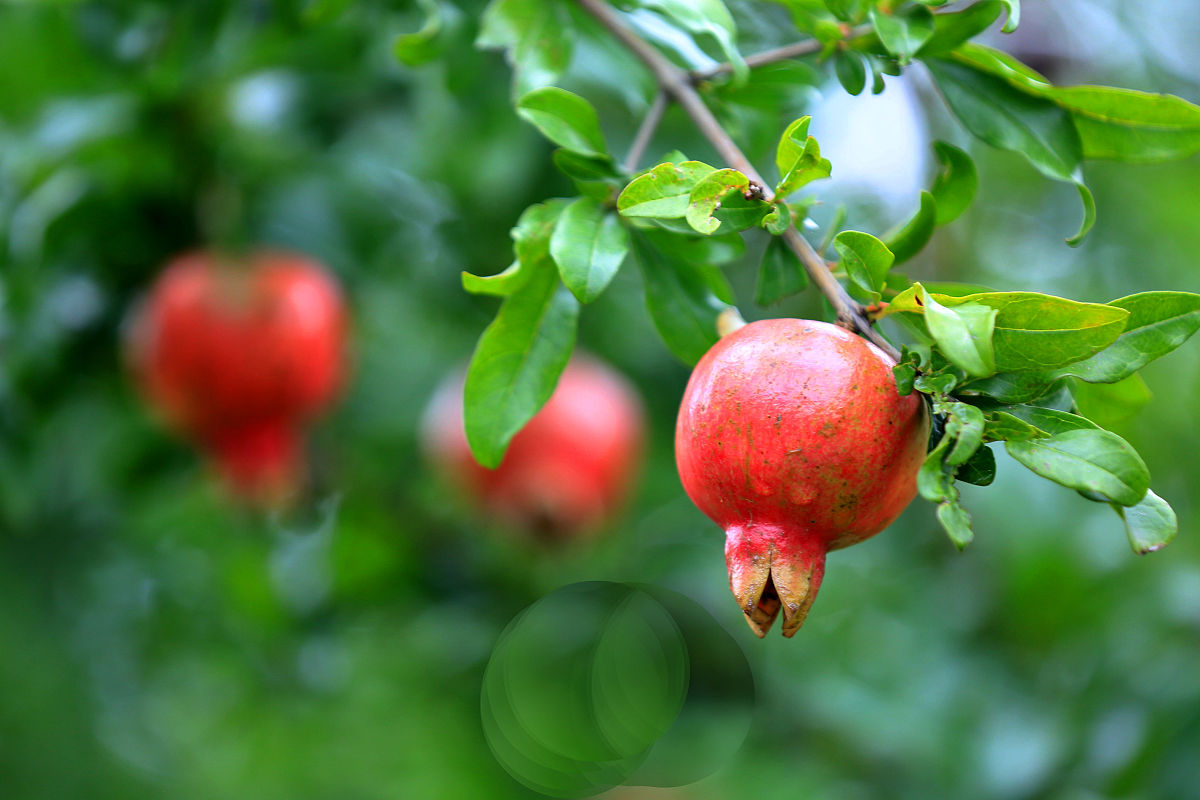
(462, 199), (567, 296)
(1048, 86), (1200, 162)
(921, 288), (997, 378)
(515, 87), (607, 158)
(958, 371), (1058, 403)
(464, 267), (581, 468)
(918, 0), (1002, 56)
(633, 232), (733, 364)
(775, 116), (832, 197)
(394, 0), (454, 66)
(478, 0), (573, 90)
(710, 61), (821, 109)
(1115, 489), (1177, 554)
(883, 191), (937, 265)
(938, 291), (1130, 372)
(834, 50), (867, 96)
(1065, 180), (1096, 247)
(710, 191), (773, 234)
(869, 5), (934, 64)
(944, 402), (985, 466)
(930, 141), (978, 224)
(1005, 429), (1150, 507)
(632, 0), (746, 79)
(755, 236), (808, 306)
(1004, 405), (1098, 435)
(936, 500), (975, 550)
(834, 230), (894, 299)
(914, 372), (956, 396)
(999, 0), (1020, 33)
(984, 410), (1046, 443)
(549, 197), (629, 303)
(1055, 291), (1200, 383)
(957, 444), (996, 486)
(617, 161), (716, 219)
(1070, 373), (1152, 428)
(918, 438), (953, 503)
(686, 168), (750, 235)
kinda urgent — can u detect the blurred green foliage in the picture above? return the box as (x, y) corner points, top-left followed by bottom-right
(2, 1), (1200, 798)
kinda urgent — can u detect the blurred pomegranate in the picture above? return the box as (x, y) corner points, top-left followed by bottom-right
(421, 357), (644, 539)
(127, 250), (347, 503)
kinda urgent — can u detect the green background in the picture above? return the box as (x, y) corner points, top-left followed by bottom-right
(2, 1), (1199, 798)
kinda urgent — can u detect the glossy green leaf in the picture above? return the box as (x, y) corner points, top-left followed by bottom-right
(938, 291), (1129, 372)
(921, 288), (997, 378)
(999, 0), (1020, 32)
(549, 197), (629, 303)
(884, 191), (937, 265)
(1070, 373), (1152, 428)
(1056, 291), (1200, 383)
(835, 230), (894, 298)
(1005, 429), (1150, 507)
(1115, 489), (1177, 554)
(775, 116), (832, 197)
(1050, 86), (1200, 162)
(478, 0), (573, 90)
(755, 236), (808, 306)
(834, 50), (867, 96)
(633, 232), (733, 364)
(918, 0), (1001, 56)
(462, 261), (525, 296)
(516, 87), (607, 158)
(870, 5), (934, 63)
(936, 500), (974, 550)
(617, 161), (717, 219)
(464, 267), (580, 468)
(686, 168), (750, 235)
(930, 141), (978, 224)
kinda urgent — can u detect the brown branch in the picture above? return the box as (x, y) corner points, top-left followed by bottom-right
(691, 23), (874, 82)
(624, 90), (668, 173)
(574, 0), (900, 360)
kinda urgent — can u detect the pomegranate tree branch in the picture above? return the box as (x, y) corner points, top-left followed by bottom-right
(574, 0), (899, 360)
(691, 23), (874, 82)
(624, 90), (668, 173)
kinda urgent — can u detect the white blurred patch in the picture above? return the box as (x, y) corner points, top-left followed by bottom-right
(228, 70), (297, 130)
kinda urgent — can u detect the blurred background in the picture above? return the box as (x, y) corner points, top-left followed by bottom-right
(2, 0), (1200, 798)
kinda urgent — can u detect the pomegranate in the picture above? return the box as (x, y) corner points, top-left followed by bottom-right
(127, 250), (347, 502)
(675, 319), (928, 637)
(421, 357), (644, 539)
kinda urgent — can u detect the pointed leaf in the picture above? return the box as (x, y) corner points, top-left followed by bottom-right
(1049, 86), (1200, 163)
(516, 87), (607, 157)
(1056, 291), (1200, 383)
(883, 191), (937, 265)
(549, 197), (629, 303)
(1005, 429), (1149, 507)
(936, 500), (975, 550)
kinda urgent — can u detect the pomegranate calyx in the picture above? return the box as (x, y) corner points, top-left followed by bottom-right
(726, 524), (827, 638)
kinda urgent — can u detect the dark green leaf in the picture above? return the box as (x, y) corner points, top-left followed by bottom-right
(1070, 374), (1152, 428)
(549, 197), (629, 303)
(835, 230), (894, 299)
(914, 372), (957, 396)
(936, 500), (974, 550)
(894, 363), (917, 395)
(834, 50), (867, 96)
(617, 161), (717, 219)
(884, 191), (937, 265)
(958, 371), (1058, 403)
(633, 232), (733, 364)
(710, 191), (773, 234)
(710, 61), (821, 110)
(921, 288), (997, 378)
(1115, 489), (1177, 554)
(930, 141), (978, 224)
(686, 168), (750, 235)
(1056, 291), (1200, 383)
(957, 444), (996, 486)
(755, 236), (808, 306)
(516, 87), (607, 158)
(552, 149), (620, 198)
(1004, 405), (1098, 435)
(918, 0), (1001, 56)
(761, 206), (791, 235)
(938, 291), (1129, 372)
(870, 5), (934, 63)
(1005, 429), (1150, 506)
(464, 267), (580, 468)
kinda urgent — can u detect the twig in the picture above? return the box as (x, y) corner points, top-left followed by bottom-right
(574, 0), (900, 360)
(691, 23), (874, 82)
(624, 90), (668, 173)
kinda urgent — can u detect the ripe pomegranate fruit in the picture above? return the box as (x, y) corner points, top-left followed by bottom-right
(421, 357), (644, 539)
(676, 319), (928, 637)
(127, 250), (347, 502)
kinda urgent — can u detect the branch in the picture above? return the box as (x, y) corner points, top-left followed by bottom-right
(624, 90), (668, 173)
(574, 0), (900, 361)
(691, 24), (874, 82)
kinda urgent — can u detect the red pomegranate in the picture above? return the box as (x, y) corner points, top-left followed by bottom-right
(421, 357), (644, 539)
(127, 250), (347, 502)
(675, 319), (928, 637)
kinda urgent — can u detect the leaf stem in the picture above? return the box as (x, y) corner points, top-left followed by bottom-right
(624, 90), (668, 173)
(574, 0), (899, 360)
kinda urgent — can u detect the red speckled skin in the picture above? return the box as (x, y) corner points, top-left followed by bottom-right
(422, 357), (644, 538)
(675, 319), (928, 635)
(128, 250), (347, 498)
